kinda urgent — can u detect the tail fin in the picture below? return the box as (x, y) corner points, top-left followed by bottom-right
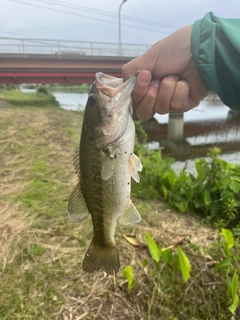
(82, 239), (120, 275)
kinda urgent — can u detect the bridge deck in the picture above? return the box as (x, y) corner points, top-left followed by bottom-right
(0, 37), (148, 84)
(0, 53), (132, 84)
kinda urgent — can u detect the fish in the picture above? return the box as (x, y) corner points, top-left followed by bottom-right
(67, 72), (142, 275)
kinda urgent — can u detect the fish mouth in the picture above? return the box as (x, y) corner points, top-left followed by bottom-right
(95, 72), (137, 103)
(91, 72), (137, 149)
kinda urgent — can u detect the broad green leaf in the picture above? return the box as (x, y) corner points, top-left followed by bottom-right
(178, 247), (191, 283)
(229, 180), (240, 193)
(193, 199), (204, 209)
(214, 257), (231, 272)
(195, 161), (205, 182)
(146, 233), (161, 263)
(223, 243), (232, 258)
(123, 266), (134, 291)
(229, 272), (239, 314)
(174, 200), (188, 213)
(232, 271), (239, 298)
(232, 228), (240, 237)
(221, 178), (231, 189)
(209, 202), (222, 216)
(167, 170), (176, 186)
(231, 176), (240, 183)
(162, 248), (173, 264)
(204, 190), (211, 206)
(221, 229), (234, 249)
(162, 185), (168, 199)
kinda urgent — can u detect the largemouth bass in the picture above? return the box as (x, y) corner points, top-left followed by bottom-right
(67, 72), (142, 275)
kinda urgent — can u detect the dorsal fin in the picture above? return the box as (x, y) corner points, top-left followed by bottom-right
(72, 148), (80, 177)
(119, 200), (141, 225)
(67, 183), (90, 221)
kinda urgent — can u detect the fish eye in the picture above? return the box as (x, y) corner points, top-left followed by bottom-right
(88, 93), (97, 105)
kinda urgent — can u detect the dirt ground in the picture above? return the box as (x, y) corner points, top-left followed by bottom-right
(1, 102), (232, 320)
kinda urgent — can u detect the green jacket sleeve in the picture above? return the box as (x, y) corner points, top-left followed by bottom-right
(191, 12), (240, 110)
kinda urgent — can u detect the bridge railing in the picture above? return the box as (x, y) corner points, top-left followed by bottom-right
(0, 37), (151, 57)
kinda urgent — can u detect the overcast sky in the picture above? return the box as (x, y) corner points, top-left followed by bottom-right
(0, 0), (239, 45)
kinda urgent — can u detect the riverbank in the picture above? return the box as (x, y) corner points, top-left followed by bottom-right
(0, 87), (59, 106)
(1, 103), (239, 319)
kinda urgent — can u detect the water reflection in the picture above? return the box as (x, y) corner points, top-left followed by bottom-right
(52, 92), (88, 111)
(154, 99), (230, 124)
(145, 100), (240, 151)
(51, 91), (240, 165)
(186, 126), (240, 146)
(19, 88), (240, 167)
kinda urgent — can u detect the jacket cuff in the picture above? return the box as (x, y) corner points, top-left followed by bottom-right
(191, 13), (221, 94)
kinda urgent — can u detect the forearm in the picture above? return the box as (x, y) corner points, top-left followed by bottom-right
(191, 12), (240, 110)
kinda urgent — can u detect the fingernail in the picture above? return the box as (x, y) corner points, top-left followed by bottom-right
(151, 79), (160, 88)
(138, 72), (151, 86)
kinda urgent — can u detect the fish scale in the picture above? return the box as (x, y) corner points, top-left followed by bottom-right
(67, 72), (142, 275)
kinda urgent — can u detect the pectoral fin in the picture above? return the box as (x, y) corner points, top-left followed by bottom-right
(67, 183), (90, 221)
(119, 200), (141, 225)
(129, 153), (142, 183)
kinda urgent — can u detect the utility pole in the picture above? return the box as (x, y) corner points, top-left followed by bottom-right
(118, 0), (127, 56)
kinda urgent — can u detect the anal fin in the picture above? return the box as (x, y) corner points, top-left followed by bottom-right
(119, 200), (141, 225)
(67, 183), (90, 221)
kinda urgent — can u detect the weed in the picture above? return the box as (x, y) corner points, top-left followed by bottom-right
(123, 266), (134, 291)
(0, 88), (59, 106)
(1, 104), (240, 319)
(123, 230), (239, 319)
(133, 146), (240, 228)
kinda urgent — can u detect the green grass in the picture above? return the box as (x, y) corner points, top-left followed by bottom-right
(0, 101), (239, 319)
(0, 88), (59, 106)
(46, 83), (91, 92)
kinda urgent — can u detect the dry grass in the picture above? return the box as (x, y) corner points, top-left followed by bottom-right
(60, 202), (221, 320)
(0, 101), (239, 320)
(0, 203), (30, 270)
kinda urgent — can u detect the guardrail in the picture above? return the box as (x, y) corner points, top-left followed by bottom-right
(0, 37), (151, 57)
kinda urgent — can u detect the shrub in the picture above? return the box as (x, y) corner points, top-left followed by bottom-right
(133, 146), (240, 228)
(36, 86), (50, 95)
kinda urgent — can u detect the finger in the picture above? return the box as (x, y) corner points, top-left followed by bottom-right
(188, 90), (201, 110)
(170, 80), (191, 112)
(136, 79), (160, 121)
(122, 56), (145, 82)
(132, 70), (152, 107)
(154, 76), (179, 114)
(122, 52), (155, 82)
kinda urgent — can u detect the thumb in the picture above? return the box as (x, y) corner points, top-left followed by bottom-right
(122, 55), (149, 82)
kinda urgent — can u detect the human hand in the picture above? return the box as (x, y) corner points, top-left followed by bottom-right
(122, 26), (209, 120)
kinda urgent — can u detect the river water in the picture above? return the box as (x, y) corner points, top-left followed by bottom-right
(52, 91), (240, 169)
(52, 91), (88, 111)
(21, 89), (240, 169)
(52, 91), (230, 122)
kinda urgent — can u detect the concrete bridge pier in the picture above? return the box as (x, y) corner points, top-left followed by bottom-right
(161, 112), (191, 154)
(167, 112), (184, 141)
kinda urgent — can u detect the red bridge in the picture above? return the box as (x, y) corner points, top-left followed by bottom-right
(0, 54), (133, 84)
(0, 37), (150, 84)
